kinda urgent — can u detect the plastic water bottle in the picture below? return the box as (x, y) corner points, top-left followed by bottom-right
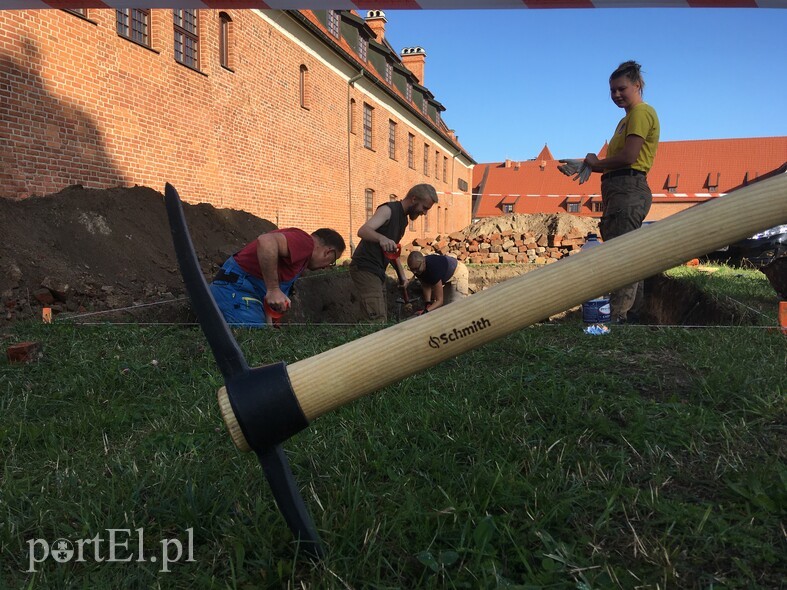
(580, 234), (611, 324)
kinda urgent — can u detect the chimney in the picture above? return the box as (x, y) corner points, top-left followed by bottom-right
(365, 10), (386, 44)
(401, 46), (426, 85)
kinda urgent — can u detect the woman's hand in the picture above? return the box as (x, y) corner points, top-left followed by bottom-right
(584, 153), (600, 168)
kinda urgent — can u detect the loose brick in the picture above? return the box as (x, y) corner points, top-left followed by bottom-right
(7, 341), (41, 363)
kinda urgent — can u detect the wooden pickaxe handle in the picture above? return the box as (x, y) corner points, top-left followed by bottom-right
(221, 173), (787, 451)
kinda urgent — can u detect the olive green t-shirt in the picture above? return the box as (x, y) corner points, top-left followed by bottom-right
(607, 102), (660, 173)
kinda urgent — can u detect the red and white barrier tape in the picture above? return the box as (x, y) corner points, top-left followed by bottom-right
(3, 0), (785, 10)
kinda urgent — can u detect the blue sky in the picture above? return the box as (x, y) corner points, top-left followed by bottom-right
(381, 8), (787, 164)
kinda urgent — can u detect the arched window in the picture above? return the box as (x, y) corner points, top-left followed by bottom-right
(365, 189), (375, 220)
(299, 65), (310, 109)
(219, 12), (233, 70)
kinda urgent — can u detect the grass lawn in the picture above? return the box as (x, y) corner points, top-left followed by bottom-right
(1, 266), (785, 589)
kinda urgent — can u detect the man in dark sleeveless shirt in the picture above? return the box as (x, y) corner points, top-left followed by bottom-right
(350, 184), (437, 321)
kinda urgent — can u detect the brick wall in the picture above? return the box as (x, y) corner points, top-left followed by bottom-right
(0, 9), (473, 245)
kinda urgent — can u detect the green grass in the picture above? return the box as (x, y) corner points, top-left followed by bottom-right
(1, 269), (785, 589)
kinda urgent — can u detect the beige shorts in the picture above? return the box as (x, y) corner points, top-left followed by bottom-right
(445, 260), (469, 304)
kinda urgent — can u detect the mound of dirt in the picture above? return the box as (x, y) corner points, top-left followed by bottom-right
(1, 184), (277, 325)
(463, 212), (599, 240)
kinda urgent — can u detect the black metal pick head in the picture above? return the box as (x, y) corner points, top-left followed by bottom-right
(163, 182), (249, 381)
(163, 183), (324, 558)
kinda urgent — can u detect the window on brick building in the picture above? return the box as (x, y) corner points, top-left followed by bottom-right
(299, 65), (310, 110)
(408, 134), (415, 169)
(363, 103), (373, 150)
(591, 201), (603, 213)
(388, 120), (396, 160)
(349, 99), (356, 134)
(434, 151), (439, 179)
(409, 217), (415, 232)
(458, 178), (468, 192)
(358, 35), (368, 62)
(174, 9), (199, 70)
(365, 189), (375, 220)
(567, 203), (580, 213)
(327, 10), (340, 38)
(64, 8), (87, 17)
(423, 143), (429, 176)
(443, 156), (447, 182)
(424, 210), (430, 233)
(503, 204), (513, 214)
(219, 12), (233, 70)
(117, 9), (150, 47)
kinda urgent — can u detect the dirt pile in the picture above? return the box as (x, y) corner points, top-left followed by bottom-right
(1, 184), (275, 325)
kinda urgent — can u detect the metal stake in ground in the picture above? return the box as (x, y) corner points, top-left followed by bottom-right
(164, 173), (787, 558)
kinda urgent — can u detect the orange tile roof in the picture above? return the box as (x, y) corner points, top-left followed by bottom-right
(473, 136), (787, 218)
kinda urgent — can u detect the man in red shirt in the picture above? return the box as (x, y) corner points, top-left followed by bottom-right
(210, 227), (345, 327)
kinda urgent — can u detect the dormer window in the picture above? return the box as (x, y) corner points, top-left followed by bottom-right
(384, 60), (392, 84)
(706, 172), (720, 192)
(358, 35), (368, 62)
(406, 83), (412, 102)
(422, 98), (427, 113)
(327, 10), (340, 38)
(665, 173), (680, 194)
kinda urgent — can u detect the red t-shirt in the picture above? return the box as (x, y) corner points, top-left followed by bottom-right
(233, 228), (314, 282)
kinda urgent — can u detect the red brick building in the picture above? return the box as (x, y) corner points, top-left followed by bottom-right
(473, 137), (787, 222)
(0, 8), (475, 248)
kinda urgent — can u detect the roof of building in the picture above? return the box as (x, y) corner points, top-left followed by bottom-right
(473, 136), (787, 218)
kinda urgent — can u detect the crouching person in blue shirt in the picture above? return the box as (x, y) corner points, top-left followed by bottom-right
(406, 251), (469, 314)
(210, 227), (345, 327)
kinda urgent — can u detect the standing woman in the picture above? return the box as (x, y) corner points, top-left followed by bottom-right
(584, 60), (660, 323)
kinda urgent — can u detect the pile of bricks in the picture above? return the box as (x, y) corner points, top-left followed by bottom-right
(402, 228), (592, 265)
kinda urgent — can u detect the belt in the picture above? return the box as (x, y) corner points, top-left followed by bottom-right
(213, 269), (240, 283)
(601, 168), (646, 180)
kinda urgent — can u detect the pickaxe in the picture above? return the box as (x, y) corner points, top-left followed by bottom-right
(164, 173), (787, 558)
